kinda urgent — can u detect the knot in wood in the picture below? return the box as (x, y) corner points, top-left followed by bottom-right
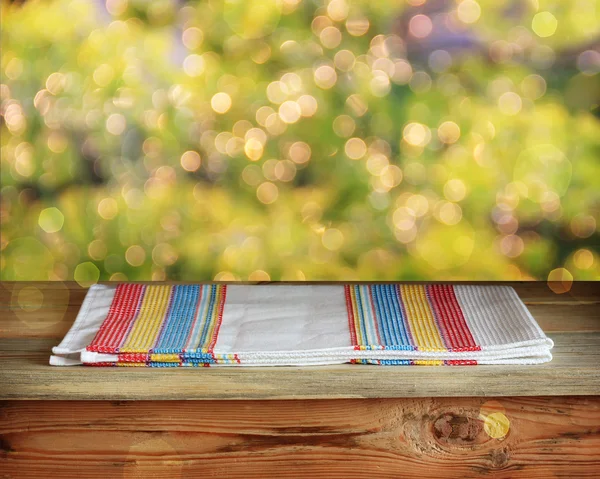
(433, 413), (483, 446)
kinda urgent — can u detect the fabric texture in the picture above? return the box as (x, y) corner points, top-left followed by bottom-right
(50, 284), (554, 367)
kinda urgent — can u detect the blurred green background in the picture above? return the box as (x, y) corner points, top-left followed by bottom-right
(1, 0), (599, 282)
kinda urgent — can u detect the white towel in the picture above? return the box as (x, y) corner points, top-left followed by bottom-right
(50, 284), (553, 367)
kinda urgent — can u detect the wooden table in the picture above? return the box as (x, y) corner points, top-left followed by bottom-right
(1, 281), (599, 477)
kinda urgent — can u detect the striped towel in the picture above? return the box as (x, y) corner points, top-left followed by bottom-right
(50, 284), (553, 366)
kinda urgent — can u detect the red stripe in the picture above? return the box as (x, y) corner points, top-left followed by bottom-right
(344, 285), (358, 347)
(427, 285), (478, 351)
(100, 284), (145, 352)
(443, 285), (480, 351)
(118, 352), (148, 363)
(447, 360), (477, 366)
(207, 285), (227, 352)
(426, 285), (468, 350)
(426, 284), (455, 349)
(87, 284), (145, 353)
(87, 283), (129, 350)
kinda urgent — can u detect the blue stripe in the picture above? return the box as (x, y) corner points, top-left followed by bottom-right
(170, 285), (201, 349)
(379, 285), (401, 345)
(353, 358), (411, 366)
(385, 285), (411, 346)
(149, 362), (180, 368)
(378, 359), (412, 366)
(371, 285), (392, 345)
(387, 284), (409, 346)
(154, 285), (201, 353)
(183, 352), (214, 360)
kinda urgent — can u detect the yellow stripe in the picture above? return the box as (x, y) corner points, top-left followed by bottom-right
(136, 285), (172, 350)
(150, 353), (180, 362)
(349, 286), (364, 345)
(413, 360), (444, 366)
(121, 285), (173, 352)
(400, 285), (445, 351)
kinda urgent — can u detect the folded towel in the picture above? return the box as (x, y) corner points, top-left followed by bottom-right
(50, 284), (553, 367)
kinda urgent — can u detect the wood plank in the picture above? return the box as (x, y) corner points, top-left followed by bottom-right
(1, 333), (599, 400)
(526, 304), (600, 332)
(0, 282), (83, 340)
(1, 281), (598, 400)
(1, 282), (598, 339)
(2, 281), (598, 305)
(1, 397), (599, 478)
(0, 305), (82, 339)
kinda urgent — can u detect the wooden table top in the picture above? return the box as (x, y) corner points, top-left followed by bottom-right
(1, 281), (599, 400)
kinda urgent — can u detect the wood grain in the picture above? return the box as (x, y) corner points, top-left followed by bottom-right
(1, 282), (599, 477)
(0, 281), (599, 400)
(0, 332), (599, 399)
(1, 397), (599, 478)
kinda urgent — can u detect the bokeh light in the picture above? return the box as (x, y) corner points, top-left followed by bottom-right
(38, 207), (64, 234)
(532, 12), (558, 38)
(0, 0), (598, 282)
(211, 92), (232, 114)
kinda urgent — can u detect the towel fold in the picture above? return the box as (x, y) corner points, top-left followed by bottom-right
(50, 284), (553, 367)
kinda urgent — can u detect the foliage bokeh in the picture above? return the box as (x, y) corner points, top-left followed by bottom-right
(1, 0), (599, 282)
